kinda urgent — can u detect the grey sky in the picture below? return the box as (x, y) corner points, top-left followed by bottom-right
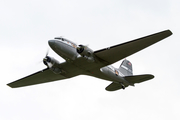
(1, 0), (180, 120)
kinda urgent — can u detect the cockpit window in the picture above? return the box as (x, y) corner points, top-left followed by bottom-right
(54, 37), (64, 41)
(54, 37), (77, 48)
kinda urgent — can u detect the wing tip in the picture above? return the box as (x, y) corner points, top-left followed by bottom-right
(165, 29), (173, 36)
(7, 83), (15, 88)
(149, 74), (155, 78)
(7, 81), (22, 88)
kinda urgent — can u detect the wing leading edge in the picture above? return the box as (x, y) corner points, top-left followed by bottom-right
(94, 30), (172, 65)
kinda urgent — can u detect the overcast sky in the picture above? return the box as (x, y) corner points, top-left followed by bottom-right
(1, 0), (180, 120)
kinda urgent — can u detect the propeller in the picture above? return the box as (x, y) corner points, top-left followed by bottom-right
(37, 49), (49, 64)
(43, 56), (51, 66)
(45, 49), (49, 57)
(42, 49), (53, 68)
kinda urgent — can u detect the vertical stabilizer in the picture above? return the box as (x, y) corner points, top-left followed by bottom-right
(119, 59), (133, 76)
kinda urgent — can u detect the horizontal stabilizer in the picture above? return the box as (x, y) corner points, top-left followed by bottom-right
(124, 74), (154, 84)
(105, 74), (154, 91)
(105, 82), (122, 91)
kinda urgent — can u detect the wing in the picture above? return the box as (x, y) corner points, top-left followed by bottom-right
(94, 30), (172, 65)
(105, 74), (154, 91)
(7, 68), (67, 88)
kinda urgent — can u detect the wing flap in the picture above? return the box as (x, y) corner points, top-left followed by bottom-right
(95, 30), (172, 65)
(7, 68), (67, 88)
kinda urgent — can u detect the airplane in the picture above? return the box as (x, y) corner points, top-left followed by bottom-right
(7, 30), (172, 91)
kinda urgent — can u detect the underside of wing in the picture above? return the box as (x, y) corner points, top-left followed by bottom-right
(7, 68), (67, 88)
(94, 30), (172, 65)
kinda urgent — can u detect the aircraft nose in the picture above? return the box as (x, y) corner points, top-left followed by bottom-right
(48, 40), (55, 47)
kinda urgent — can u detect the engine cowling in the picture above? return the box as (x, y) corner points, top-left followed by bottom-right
(43, 56), (62, 74)
(76, 45), (94, 62)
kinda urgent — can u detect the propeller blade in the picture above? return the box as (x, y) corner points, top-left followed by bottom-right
(45, 49), (49, 57)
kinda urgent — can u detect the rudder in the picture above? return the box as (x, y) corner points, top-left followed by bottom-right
(119, 59), (133, 76)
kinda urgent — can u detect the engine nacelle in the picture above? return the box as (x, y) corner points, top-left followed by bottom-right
(43, 56), (62, 74)
(76, 45), (94, 62)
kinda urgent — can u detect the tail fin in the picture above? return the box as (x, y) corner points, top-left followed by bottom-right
(119, 59), (133, 76)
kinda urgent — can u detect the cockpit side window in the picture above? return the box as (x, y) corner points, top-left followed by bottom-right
(54, 37), (64, 41)
(54, 37), (77, 48)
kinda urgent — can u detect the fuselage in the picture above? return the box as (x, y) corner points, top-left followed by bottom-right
(49, 38), (78, 61)
(48, 37), (129, 86)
